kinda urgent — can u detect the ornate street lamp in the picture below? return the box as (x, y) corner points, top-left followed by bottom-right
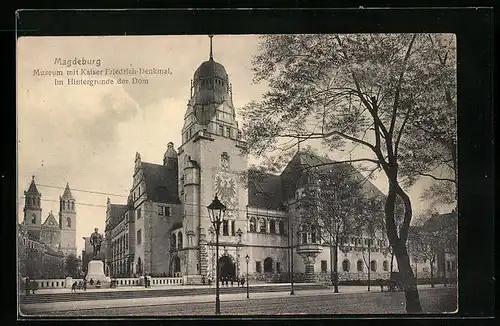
(245, 254), (250, 298)
(207, 195), (227, 315)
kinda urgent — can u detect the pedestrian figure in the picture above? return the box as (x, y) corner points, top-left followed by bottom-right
(230, 277), (234, 287)
(202, 275), (206, 285)
(72, 281), (77, 292)
(89, 278), (94, 286)
(83, 279), (87, 291)
(240, 277), (245, 287)
(24, 277), (30, 296)
(30, 280), (38, 294)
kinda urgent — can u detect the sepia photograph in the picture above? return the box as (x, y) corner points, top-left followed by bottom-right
(17, 33), (458, 317)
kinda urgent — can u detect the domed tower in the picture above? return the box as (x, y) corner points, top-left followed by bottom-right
(59, 183), (77, 256)
(23, 176), (42, 240)
(177, 36), (248, 284)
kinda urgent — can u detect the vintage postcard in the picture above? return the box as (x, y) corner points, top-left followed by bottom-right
(17, 34), (458, 317)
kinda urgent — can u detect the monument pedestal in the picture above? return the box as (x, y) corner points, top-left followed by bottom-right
(86, 260), (110, 287)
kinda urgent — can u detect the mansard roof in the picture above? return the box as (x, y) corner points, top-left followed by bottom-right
(248, 171), (283, 210)
(247, 150), (386, 211)
(142, 162), (181, 204)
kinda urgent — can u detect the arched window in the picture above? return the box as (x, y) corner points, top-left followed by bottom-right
(383, 260), (389, 271)
(37, 198), (40, 207)
(370, 260), (377, 272)
(260, 218), (267, 233)
(178, 232), (183, 248)
(249, 217), (256, 232)
(302, 232), (307, 244)
(357, 260), (363, 272)
(31, 214), (36, 224)
(269, 220), (276, 234)
(137, 257), (142, 274)
(173, 256), (181, 273)
(264, 257), (274, 273)
(279, 220), (285, 235)
(342, 260), (350, 272)
(71, 202), (75, 210)
(66, 217), (71, 227)
(311, 227), (317, 243)
(171, 233), (177, 249)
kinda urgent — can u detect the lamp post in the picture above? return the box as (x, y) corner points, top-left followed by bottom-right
(207, 195), (227, 316)
(245, 254), (250, 298)
(236, 228), (243, 280)
(208, 226), (215, 282)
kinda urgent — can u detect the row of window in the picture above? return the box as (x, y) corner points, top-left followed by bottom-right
(319, 259), (390, 273)
(111, 233), (129, 257)
(255, 257), (281, 273)
(61, 200), (74, 211)
(171, 232), (183, 249)
(25, 197), (41, 207)
(248, 217), (286, 235)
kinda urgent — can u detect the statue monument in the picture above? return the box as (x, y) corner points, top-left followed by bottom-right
(85, 227), (110, 286)
(90, 227), (103, 259)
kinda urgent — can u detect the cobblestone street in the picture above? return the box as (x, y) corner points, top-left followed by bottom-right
(23, 287), (456, 317)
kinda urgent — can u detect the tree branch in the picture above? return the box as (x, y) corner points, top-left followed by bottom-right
(416, 172), (456, 183)
(389, 34), (417, 136)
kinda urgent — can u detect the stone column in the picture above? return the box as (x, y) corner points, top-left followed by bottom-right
(198, 227), (208, 277)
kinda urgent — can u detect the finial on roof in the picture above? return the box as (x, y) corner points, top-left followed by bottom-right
(107, 197), (110, 204)
(32, 175), (35, 181)
(208, 35), (214, 60)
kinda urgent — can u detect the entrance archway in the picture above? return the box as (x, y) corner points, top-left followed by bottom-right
(218, 255), (235, 279)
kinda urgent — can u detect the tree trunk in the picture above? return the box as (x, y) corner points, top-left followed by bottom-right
(430, 260), (434, 288)
(394, 241), (422, 313)
(390, 252), (395, 273)
(385, 179), (422, 313)
(333, 242), (339, 293)
(367, 244), (371, 291)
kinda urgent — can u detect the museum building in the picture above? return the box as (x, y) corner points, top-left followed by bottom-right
(104, 38), (429, 284)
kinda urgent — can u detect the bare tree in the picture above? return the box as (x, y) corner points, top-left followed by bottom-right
(242, 34), (456, 312)
(297, 162), (370, 293)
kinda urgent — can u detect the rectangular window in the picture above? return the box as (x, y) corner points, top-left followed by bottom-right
(158, 206), (163, 215)
(231, 220), (235, 236)
(219, 125), (224, 135)
(222, 220), (229, 236)
(256, 261), (262, 273)
(321, 260), (327, 272)
(225, 127), (231, 138)
(137, 229), (142, 245)
(137, 208), (142, 219)
(276, 262), (281, 273)
(165, 207), (171, 217)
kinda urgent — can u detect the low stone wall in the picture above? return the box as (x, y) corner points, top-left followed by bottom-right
(150, 277), (183, 286)
(28, 278), (85, 289)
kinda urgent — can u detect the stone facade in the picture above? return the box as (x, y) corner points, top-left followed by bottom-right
(103, 38), (457, 284)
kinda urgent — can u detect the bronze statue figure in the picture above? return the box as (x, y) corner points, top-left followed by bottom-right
(90, 227), (103, 260)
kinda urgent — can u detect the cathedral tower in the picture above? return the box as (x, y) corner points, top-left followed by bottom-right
(177, 36), (248, 282)
(23, 176), (42, 240)
(59, 183), (77, 256)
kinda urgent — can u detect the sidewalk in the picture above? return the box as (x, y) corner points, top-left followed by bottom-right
(22, 282), (320, 295)
(20, 289), (332, 314)
(20, 284), (453, 314)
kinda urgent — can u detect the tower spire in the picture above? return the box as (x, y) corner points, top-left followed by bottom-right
(209, 35), (214, 60)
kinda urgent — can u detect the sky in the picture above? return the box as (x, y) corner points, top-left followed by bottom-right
(17, 35), (454, 256)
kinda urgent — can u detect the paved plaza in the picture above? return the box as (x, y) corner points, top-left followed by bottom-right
(20, 284), (456, 316)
